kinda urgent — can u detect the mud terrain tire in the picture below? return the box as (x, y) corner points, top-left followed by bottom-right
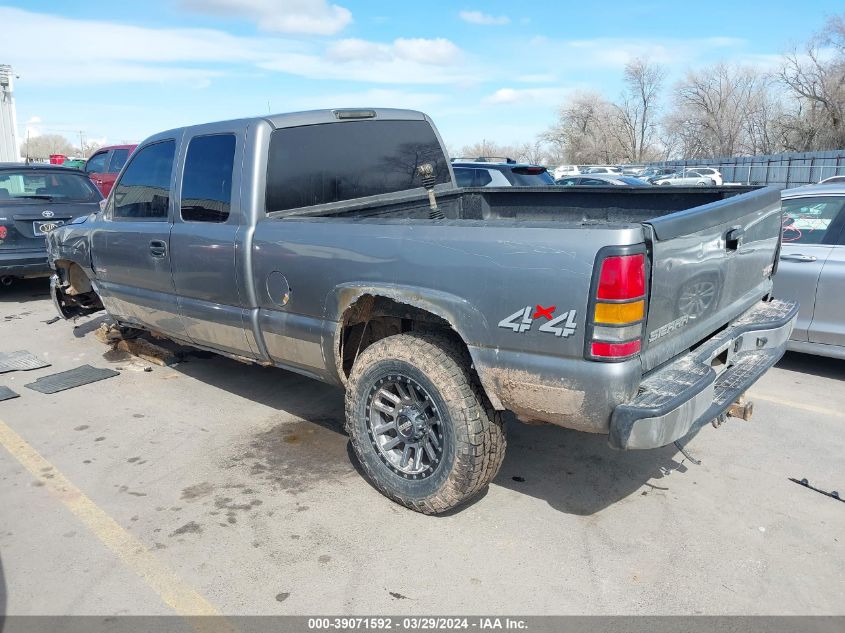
(345, 332), (506, 514)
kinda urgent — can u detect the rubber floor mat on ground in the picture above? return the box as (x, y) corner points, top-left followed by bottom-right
(0, 386), (19, 401)
(24, 365), (119, 394)
(0, 350), (50, 373)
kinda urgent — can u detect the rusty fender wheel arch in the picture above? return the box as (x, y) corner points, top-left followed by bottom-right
(322, 283), (504, 407)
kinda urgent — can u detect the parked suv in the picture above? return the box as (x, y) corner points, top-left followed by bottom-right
(451, 158), (555, 187)
(85, 144), (137, 197)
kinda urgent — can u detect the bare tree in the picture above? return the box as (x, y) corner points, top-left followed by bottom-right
(611, 58), (666, 162)
(458, 139), (512, 160)
(779, 14), (845, 149)
(670, 63), (766, 158)
(79, 139), (102, 159)
(19, 134), (76, 160)
(543, 91), (626, 164)
(512, 140), (550, 164)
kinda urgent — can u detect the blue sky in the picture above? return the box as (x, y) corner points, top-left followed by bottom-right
(1, 0), (842, 152)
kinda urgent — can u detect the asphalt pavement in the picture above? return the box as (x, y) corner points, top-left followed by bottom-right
(0, 279), (842, 616)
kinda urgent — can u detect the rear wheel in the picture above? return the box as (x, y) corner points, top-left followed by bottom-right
(345, 332), (505, 514)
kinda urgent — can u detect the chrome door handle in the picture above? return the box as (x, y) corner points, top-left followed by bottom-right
(780, 254), (817, 263)
(149, 240), (167, 258)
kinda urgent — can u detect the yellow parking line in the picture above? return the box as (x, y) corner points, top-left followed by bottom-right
(751, 393), (845, 420)
(0, 417), (234, 629)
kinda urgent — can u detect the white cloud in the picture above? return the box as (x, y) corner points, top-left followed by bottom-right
(326, 37), (461, 66)
(459, 10), (510, 26)
(482, 87), (574, 106)
(393, 38), (463, 66)
(262, 37), (471, 84)
(529, 35), (748, 68)
(287, 88), (448, 111)
(25, 116), (43, 139)
(180, 0), (352, 35)
(0, 7), (302, 84)
(0, 7), (471, 87)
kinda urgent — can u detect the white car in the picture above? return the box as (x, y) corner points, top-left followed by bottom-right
(819, 175), (845, 185)
(653, 169), (715, 186)
(583, 166), (623, 175)
(690, 167), (723, 185)
(552, 165), (581, 179)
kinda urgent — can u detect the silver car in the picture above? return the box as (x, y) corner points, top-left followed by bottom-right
(653, 169), (715, 186)
(775, 184), (845, 359)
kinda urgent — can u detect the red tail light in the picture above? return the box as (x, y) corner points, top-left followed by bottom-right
(587, 250), (647, 361)
(0, 226), (7, 240)
(591, 340), (641, 358)
(597, 254), (645, 300)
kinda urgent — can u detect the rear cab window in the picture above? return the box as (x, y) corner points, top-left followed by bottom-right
(781, 197), (845, 245)
(265, 119), (450, 213)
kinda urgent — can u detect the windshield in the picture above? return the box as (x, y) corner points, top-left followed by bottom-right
(0, 171), (101, 202)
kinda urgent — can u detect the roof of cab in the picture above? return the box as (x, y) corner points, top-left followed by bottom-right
(262, 108), (427, 129)
(136, 108), (431, 148)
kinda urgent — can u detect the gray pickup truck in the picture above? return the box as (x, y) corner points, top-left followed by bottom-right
(46, 108), (798, 514)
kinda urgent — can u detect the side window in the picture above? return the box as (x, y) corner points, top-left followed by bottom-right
(454, 167), (474, 188)
(781, 197), (845, 245)
(108, 149), (130, 174)
(475, 169), (493, 187)
(86, 152), (109, 173)
(581, 178), (607, 185)
(112, 140), (175, 220)
(180, 134), (236, 223)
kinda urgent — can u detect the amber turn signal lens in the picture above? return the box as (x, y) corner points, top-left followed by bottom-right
(594, 300), (644, 324)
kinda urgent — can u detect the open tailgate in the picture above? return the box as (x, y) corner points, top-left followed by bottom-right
(641, 187), (782, 372)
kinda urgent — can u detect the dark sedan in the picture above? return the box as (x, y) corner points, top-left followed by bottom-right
(0, 164), (102, 284)
(556, 174), (650, 187)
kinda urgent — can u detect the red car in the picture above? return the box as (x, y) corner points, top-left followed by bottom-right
(84, 144), (137, 197)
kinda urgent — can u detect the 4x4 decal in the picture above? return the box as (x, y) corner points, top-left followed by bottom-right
(498, 305), (578, 338)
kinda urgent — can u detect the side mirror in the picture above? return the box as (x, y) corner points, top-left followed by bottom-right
(99, 199), (108, 212)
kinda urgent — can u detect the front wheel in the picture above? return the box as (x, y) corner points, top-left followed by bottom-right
(345, 333), (506, 514)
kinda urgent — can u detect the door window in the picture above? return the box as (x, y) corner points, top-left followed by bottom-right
(112, 140), (175, 220)
(86, 152), (109, 173)
(180, 134), (236, 223)
(781, 197), (845, 245)
(108, 149), (130, 174)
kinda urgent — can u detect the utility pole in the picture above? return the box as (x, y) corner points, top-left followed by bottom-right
(79, 130), (85, 157)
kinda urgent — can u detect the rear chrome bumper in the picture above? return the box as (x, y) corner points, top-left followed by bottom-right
(610, 298), (799, 450)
